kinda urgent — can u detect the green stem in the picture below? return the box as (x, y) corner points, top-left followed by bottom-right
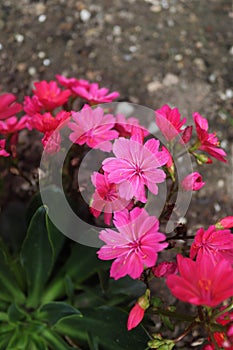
(211, 300), (233, 321)
(151, 307), (196, 322)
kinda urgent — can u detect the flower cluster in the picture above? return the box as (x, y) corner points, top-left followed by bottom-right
(1, 75), (232, 349)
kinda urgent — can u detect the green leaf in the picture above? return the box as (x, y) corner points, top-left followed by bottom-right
(0, 332), (13, 350)
(7, 303), (27, 323)
(42, 329), (74, 350)
(0, 201), (27, 253)
(108, 276), (146, 301)
(0, 249), (25, 303)
(42, 243), (111, 303)
(20, 206), (53, 308)
(46, 215), (66, 265)
(54, 306), (149, 350)
(30, 335), (48, 350)
(39, 301), (82, 326)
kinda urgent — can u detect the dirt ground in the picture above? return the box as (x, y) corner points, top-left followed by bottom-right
(1, 0), (232, 228)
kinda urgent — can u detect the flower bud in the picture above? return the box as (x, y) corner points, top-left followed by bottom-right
(181, 172), (205, 191)
(215, 216), (233, 230)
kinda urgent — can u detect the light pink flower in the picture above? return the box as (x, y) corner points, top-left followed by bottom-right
(90, 171), (130, 225)
(0, 93), (22, 120)
(68, 105), (118, 152)
(102, 137), (168, 203)
(152, 261), (178, 278)
(127, 303), (145, 331)
(72, 82), (120, 105)
(33, 80), (71, 111)
(0, 139), (10, 157)
(193, 112), (227, 163)
(115, 114), (149, 138)
(97, 208), (168, 279)
(42, 131), (61, 154)
(167, 254), (233, 307)
(155, 104), (187, 141)
(181, 172), (205, 191)
(190, 225), (233, 264)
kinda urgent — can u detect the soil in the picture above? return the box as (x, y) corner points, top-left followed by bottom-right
(0, 0), (233, 348)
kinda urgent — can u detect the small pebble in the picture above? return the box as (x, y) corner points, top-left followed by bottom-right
(193, 57), (206, 71)
(129, 45), (137, 53)
(113, 25), (122, 36)
(38, 51), (46, 59)
(15, 33), (24, 43)
(28, 67), (37, 76)
(43, 58), (51, 66)
(147, 81), (163, 92)
(174, 54), (183, 62)
(229, 46), (233, 55)
(163, 73), (179, 86)
(150, 5), (162, 13)
(0, 43), (3, 50)
(208, 73), (216, 83)
(80, 9), (91, 22)
(225, 89), (233, 99)
(217, 179), (224, 188)
(38, 14), (47, 23)
(214, 203), (221, 212)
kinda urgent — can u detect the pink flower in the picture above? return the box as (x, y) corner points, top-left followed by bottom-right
(102, 137), (168, 203)
(127, 303), (145, 331)
(33, 80), (71, 111)
(97, 208), (168, 279)
(0, 139), (10, 157)
(42, 131), (61, 154)
(152, 261), (178, 278)
(72, 82), (120, 105)
(127, 289), (150, 330)
(181, 172), (205, 191)
(56, 74), (90, 92)
(155, 104), (187, 141)
(28, 110), (70, 134)
(90, 171), (130, 225)
(23, 95), (43, 116)
(190, 225), (233, 264)
(216, 216), (233, 230)
(0, 93), (22, 120)
(115, 114), (149, 138)
(0, 116), (29, 135)
(166, 254), (233, 307)
(68, 105), (118, 152)
(193, 112), (227, 163)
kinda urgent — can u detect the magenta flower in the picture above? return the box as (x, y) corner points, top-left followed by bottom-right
(193, 112), (227, 163)
(0, 139), (10, 157)
(72, 82), (120, 105)
(33, 80), (71, 111)
(28, 110), (70, 134)
(216, 216), (233, 229)
(190, 225), (233, 264)
(90, 171), (130, 225)
(97, 208), (168, 279)
(181, 172), (205, 191)
(23, 95), (43, 116)
(42, 131), (61, 154)
(127, 303), (145, 331)
(0, 116), (29, 135)
(102, 137), (168, 203)
(167, 254), (233, 307)
(0, 93), (22, 120)
(56, 74), (90, 90)
(152, 261), (178, 278)
(68, 105), (118, 152)
(115, 113), (149, 138)
(155, 104), (187, 141)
